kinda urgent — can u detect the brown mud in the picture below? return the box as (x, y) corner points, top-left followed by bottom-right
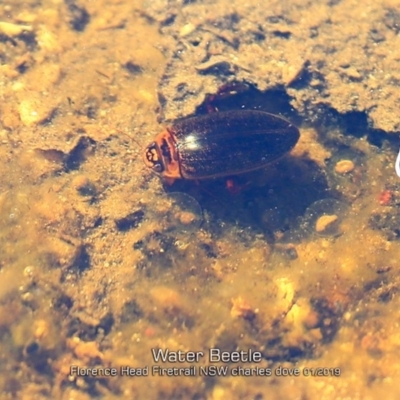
(1, 0), (400, 399)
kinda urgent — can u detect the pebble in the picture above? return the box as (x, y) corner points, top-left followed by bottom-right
(34, 319), (49, 340)
(18, 97), (56, 126)
(335, 159), (355, 174)
(315, 214), (339, 234)
(176, 211), (197, 225)
(0, 21), (31, 37)
(0, 104), (20, 129)
(180, 23), (196, 37)
(37, 26), (61, 53)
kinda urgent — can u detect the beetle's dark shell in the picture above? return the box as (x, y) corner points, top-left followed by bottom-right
(171, 110), (300, 179)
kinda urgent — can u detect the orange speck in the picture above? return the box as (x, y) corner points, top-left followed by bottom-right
(226, 179), (240, 194)
(379, 190), (392, 206)
(144, 327), (155, 337)
(226, 178), (250, 195)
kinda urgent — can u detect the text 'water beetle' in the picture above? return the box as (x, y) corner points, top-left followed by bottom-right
(143, 110), (300, 183)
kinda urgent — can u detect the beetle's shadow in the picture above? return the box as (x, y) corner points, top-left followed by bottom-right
(195, 83), (302, 127)
(163, 155), (333, 243)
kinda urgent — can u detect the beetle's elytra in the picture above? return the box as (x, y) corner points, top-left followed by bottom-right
(143, 110), (300, 181)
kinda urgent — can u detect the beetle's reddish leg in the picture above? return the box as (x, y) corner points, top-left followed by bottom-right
(225, 176), (251, 195)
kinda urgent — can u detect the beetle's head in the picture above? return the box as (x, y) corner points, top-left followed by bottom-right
(143, 142), (164, 174)
(143, 130), (181, 180)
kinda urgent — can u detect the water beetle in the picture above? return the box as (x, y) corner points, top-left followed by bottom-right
(143, 110), (300, 183)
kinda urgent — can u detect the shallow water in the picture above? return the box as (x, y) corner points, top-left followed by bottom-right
(1, 0), (400, 399)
